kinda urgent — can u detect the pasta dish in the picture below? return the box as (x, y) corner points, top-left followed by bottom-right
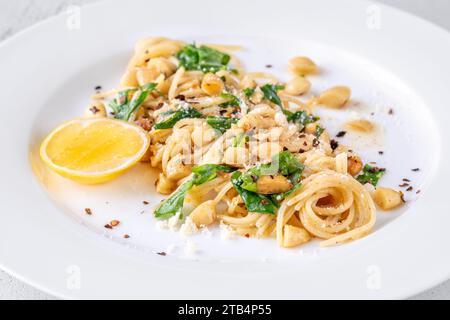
(40, 37), (405, 249)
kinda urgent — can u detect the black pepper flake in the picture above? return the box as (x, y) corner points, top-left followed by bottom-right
(89, 106), (100, 114)
(299, 134), (306, 138)
(84, 208), (92, 215)
(157, 252), (167, 256)
(104, 224), (112, 229)
(175, 94), (186, 101)
(123, 234), (130, 239)
(95, 85), (102, 91)
(330, 139), (339, 151)
(406, 186), (413, 191)
(378, 151), (384, 155)
(312, 138), (320, 147)
(402, 178), (411, 182)
(336, 131), (347, 138)
(416, 190), (421, 194)
(412, 168), (420, 172)
(143, 201), (149, 205)
(399, 183), (409, 188)
(265, 64), (273, 68)
(368, 166), (385, 173)
(388, 108), (394, 115)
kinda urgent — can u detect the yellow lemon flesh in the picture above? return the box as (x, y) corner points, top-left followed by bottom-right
(40, 118), (150, 184)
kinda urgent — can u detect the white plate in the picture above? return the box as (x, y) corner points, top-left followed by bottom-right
(1, 0), (450, 299)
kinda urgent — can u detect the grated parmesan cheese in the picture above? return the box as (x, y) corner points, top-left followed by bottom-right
(179, 216), (198, 237)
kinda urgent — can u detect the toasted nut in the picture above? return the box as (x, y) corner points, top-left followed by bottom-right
(120, 69), (139, 87)
(284, 76), (311, 96)
(147, 57), (177, 77)
(165, 155), (191, 181)
(304, 123), (318, 134)
(253, 142), (282, 162)
(156, 173), (176, 194)
(374, 187), (404, 210)
(240, 75), (257, 89)
(135, 118), (153, 131)
(288, 56), (318, 75)
(189, 200), (217, 226)
(282, 225), (311, 248)
(319, 86), (351, 108)
(84, 101), (106, 118)
(223, 147), (250, 168)
(347, 155), (363, 176)
(201, 73), (224, 96)
(257, 175), (293, 194)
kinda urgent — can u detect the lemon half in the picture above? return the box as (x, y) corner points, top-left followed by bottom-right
(40, 118), (150, 184)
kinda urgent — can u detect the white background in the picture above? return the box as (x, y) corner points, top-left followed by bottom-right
(0, 0), (449, 300)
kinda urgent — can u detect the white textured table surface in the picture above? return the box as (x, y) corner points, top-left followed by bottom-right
(1, 0), (449, 300)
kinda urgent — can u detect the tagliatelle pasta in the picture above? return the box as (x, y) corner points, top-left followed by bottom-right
(82, 36), (405, 248)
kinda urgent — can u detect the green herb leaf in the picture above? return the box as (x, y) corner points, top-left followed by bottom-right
(231, 171), (278, 214)
(219, 92), (241, 108)
(154, 107), (203, 129)
(110, 83), (157, 121)
(272, 151), (305, 178)
(260, 84), (285, 107)
(192, 164), (235, 185)
(154, 180), (193, 220)
(206, 116), (238, 134)
(232, 132), (249, 147)
(356, 164), (386, 186)
(243, 87), (255, 98)
(177, 44), (231, 73)
(232, 151), (305, 212)
(315, 125), (325, 137)
(286, 110), (319, 127)
(154, 164), (235, 220)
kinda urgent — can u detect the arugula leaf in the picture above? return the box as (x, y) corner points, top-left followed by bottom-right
(154, 107), (203, 129)
(110, 83), (157, 121)
(177, 44), (231, 73)
(154, 181), (193, 220)
(356, 164), (386, 186)
(231, 171), (278, 214)
(260, 84), (285, 107)
(286, 110), (319, 126)
(232, 151), (305, 212)
(154, 164), (235, 219)
(232, 133), (249, 147)
(206, 116), (238, 134)
(315, 125), (325, 137)
(219, 92), (241, 108)
(238, 151), (304, 193)
(192, 164), (235, 185)
(243, 87), (255, 98)
(273, 151), (304, 178)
